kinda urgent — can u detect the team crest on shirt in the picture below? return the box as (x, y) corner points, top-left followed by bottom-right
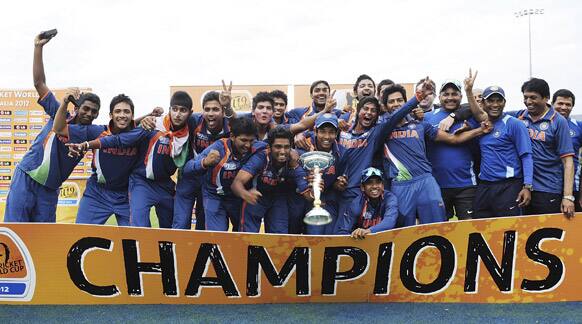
(540, 122), (549, 130)
(407, 123), (416, 130)
(570, 129), (576, 137)
(223, 162), (238, 171)
(363, 211), (373, 220)
(493, 130), (501, 138)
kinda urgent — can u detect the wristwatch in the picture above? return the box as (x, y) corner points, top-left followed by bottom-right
(449, 112), (456, 119)
(563, 195), (575, 202)
(523, 184), (533, 191)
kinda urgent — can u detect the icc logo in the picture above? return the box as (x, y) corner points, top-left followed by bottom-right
(0, 228), (36, 301)
(493, 130), (501, 138)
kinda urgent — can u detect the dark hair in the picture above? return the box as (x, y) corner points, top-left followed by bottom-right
(353, 74), (376, 93)
(267, 126), (294, 147)
(552, 89), (576, 106)
(230, 117), (257, 137)
(202, 91), (221, 108)
(416, 78), (435, 90)
(521, 78), (550, 99)
(376, 79), (395, 96)
(309, 80), (330, 94)
(252, 91), (274, 111)
(109, 94), (134, 114)
(170, 91), (193, 109)
(270, 90), (288, 105)
(382, 84), (407, 106)
(353, 96), (380, 128)
(78, 92), (101, 109)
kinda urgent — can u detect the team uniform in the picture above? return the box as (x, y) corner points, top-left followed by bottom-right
(336, 96), (420, 232)
(173, 114), (230, 229)
(76, 122), (139, 226)
(185, 138), (266, 231)
(468, 115), (533, 218)
(94, 116), (190, 228)
(508, 108), (574, 214)
(336, 190), (399, 234)
(239, 149), (302, 233)
(295, 134), (344, 235)
(382, 117), (446, 226)
(425, 108), (479, 219)
(286, 103), (344, 124)
(5, 91), (103, 222)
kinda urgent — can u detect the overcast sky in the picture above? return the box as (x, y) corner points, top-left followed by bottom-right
(2, 0), (581, 124)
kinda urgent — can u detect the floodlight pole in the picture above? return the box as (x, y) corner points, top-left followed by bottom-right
(515, 9), (544, 79)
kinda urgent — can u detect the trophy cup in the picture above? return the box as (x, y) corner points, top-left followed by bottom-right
(299, 151), (335, 226)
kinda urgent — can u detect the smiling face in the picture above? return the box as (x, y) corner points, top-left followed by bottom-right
(439, 86), (462, 111)
(386, 91), (406, 113)
(357, 102), (379, 130)
(169, 105), (191, 129)
(483, 94), (506, 120)
(272, 97), (287, 119)
(310, 83), (330, 107)
(75, 101), (99, 125)
(109, 101), (133, 131)
(315, 125), (337, 151)
(270, 138), (291, 164)
(232, 133), (255, 157)
(356, 79), (375, 99)
(202, 99), (224, 131)
(361, 177), (384, 199)
(553, 96), (574, 119)
(523, 91), (548, 115)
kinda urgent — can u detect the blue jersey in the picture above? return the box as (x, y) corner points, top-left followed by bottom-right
(425, 108), (478, 188)
(468, 114), (532, 184)
(90, 122), (139, 191)
(508, 108), (574, 194)
(287, 103), (344, 124)
(17, 91), (104, 189)
(185, 138), (266, 198)
(383, 119), (438, 181)
(188, 113), (231, 155)
(338, 96), (420, 190)
(336, 190), (399, 234)
(567, 119), (582, 192)
(240, 149), (300, 196)
(97, 121), (190, 191)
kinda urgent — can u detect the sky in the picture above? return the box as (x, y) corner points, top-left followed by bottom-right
(1, 0), (581, 124)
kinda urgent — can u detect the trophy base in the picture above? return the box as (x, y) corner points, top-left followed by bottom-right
(304, 207), (333, 226)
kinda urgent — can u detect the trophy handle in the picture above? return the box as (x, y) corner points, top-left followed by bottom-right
(312, 166), (322, 207)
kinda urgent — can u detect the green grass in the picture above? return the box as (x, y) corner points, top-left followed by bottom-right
(105, 209), (160, 227)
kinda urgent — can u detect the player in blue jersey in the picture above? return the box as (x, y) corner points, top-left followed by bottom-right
(287, 80), (344, 124)
(4, 33), (103, 223)
(293, 113), (346, 235)
(424, 79), (479, 220)
(270, 90), (290, 125)
(68, 91), (194, 228)
(232, 127), (302, 233)
(551, 89), (582, 212)
(498, 78), (574, 218)
(342, 74), (376, 124)
(381, 84), (492, 226)
(463, 70), (534, 218)
(174, 87), (235, 230)
(334, 77), (435, 232)
(185, 117), (266, 231)
(336, 168), (399, 238)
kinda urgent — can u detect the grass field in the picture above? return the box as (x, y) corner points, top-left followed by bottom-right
(1, 302), (581, 322)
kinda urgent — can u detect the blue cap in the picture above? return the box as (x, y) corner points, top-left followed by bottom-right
(439, 79), (463, 93)
(315, 113), (339, 129)
(361, 167), (383, 183)
(482, 86), (506, 100)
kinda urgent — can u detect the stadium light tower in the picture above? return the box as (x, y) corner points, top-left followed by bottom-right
(514, 9), (545, 78)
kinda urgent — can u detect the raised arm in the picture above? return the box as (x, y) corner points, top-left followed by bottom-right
(464, 69), (487, 122)
(220, 80), (236, 118)
(33, 33), (53, 97)
(52, 88), (80, 137)
(289, 90), (336, 134)
(433, 121), (491, 145)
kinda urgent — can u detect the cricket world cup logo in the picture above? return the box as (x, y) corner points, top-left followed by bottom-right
(0, 228), (36, 301)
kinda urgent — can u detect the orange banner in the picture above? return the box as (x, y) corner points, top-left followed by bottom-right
(0, 214), (580, 304)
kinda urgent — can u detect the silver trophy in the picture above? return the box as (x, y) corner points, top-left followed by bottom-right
(299, 151), (335, 226)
